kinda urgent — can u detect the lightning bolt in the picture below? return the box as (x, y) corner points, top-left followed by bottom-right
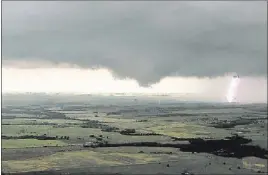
(226, 74), (240, 103)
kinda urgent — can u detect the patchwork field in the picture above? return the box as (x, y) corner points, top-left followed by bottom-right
(2, 95), (267, 174)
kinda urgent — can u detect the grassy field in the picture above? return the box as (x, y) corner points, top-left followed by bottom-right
(242, 157), (267, 172)
(2, 113), (46, 118)
(2, 139), (67, 148)
(146, 122), (210, 138)
(145, 121), (231, 139)
(2, 118), (83, 125)
(2, 125), (102, 137)
(2, 103), (267, 174)
(2, 150), (175, 173)
(2, 124), (172, 144)
(2, 125), (54, 136)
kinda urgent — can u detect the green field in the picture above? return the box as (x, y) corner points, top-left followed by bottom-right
(2, 139), (67, 149)
(2, 125), (102, 137)
(2, 118), (83, 125)
(2, 96), (267, 174)
(146, 122), (211, 138)
(2, 149), (178, 173)
(2, 124), (171, 144)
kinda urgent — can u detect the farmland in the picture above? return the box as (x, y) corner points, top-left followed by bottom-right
(2, 94), (268, 174)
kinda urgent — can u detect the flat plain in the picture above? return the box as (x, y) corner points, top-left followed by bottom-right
(2, 94), (267, 174)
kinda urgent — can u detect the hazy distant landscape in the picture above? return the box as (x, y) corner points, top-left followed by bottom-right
(2, 94), (267, 174)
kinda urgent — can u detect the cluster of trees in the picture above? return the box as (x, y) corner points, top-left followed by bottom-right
(2, 134), (70, 140)
(136, 119), (148, 122)
(80, 120), (118, 132)
(119, 129), (136, 135)
(101, 126), (119, 132)
(43, 111), (67, 119)
(56, 135), (70, 140)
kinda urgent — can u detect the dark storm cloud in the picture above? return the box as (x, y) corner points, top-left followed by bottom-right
(2, 1), (267, 86)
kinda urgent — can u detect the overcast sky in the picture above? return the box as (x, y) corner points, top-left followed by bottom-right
(2, 1), (267, 103)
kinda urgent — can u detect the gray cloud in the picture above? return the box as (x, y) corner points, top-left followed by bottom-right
(2, 1), (267, 86)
